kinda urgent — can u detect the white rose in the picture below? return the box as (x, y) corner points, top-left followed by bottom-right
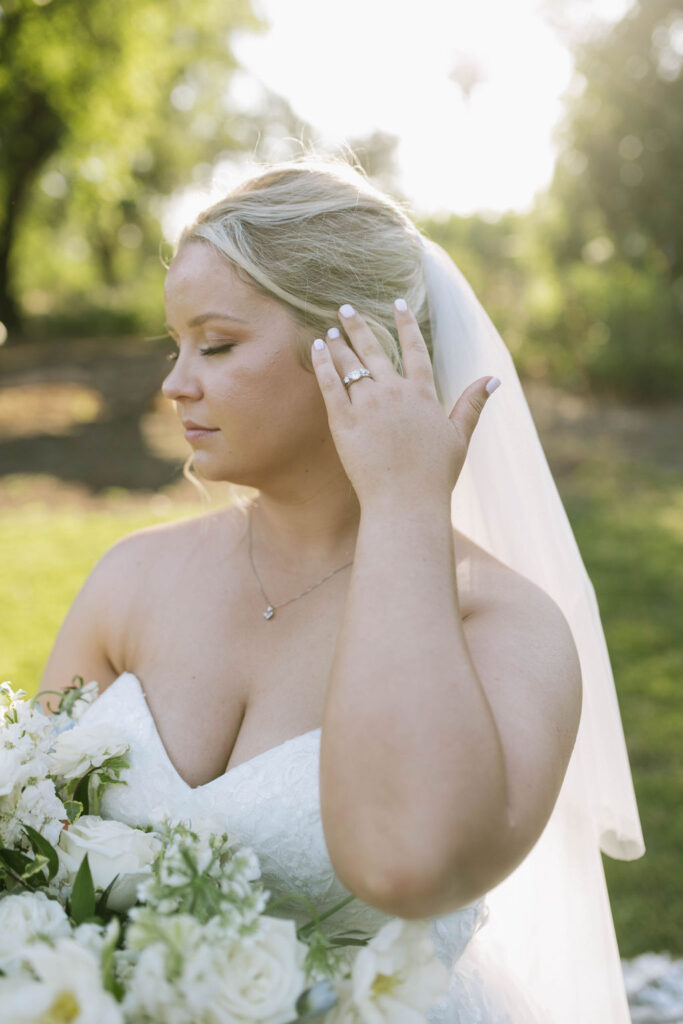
(333, 919), (450, 1024)
(50, 720), (128, 779)
(206, 915), (308, 1024)
(0, 892), (71, 970)
(57, 815), (163, 912)
(0, 938), (123, 1024)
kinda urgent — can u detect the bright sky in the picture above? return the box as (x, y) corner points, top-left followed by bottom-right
(163, 0), (632, 238)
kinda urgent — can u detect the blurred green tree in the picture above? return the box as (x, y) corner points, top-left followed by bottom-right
(533, 0), (683, 398)
(0, 0), (268, 335)
(545, 0), (682, 280)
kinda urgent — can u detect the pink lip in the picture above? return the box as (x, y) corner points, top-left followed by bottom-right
(182, 419), (215, 429)
(185, 427), (219, 440)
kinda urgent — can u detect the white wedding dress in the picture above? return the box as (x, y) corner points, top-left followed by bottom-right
(79, 671), (552, 1023)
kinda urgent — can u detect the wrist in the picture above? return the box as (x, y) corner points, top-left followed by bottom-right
(359, 488), (453, 520)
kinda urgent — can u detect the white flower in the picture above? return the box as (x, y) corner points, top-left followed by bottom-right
(0, 892), (71, 971)
(0, 743), (35, 798)
(50, 721), (128, 779)
(122, 943), (197, 1024)
(325, 919), (450, 1024)
(205, 915), (308, 1024)
(1, 687), (54, 751)
(57, 815), (163, 912)
(0, 938), (123, 1023)
(73, 918), (120, 960)
(1, 778), (60, 852)
(125, 909), (206, 956)
(15, 777), (68, 845)
(122, 914), (216, 1024)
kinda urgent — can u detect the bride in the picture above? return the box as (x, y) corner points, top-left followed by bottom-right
(38, 156), (644, 1022)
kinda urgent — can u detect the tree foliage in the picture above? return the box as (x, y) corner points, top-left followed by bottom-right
(535, 0), (683, 399)
(546, 0), (683, 279)
(0, 0), (266, 332)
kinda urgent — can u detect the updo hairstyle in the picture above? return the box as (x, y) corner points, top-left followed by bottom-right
(176, 156), (433, 376)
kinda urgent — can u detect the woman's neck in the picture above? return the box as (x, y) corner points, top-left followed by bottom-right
(244, 482), (361, 575)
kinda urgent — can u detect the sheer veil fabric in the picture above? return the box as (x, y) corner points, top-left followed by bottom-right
(421, 236), (645, 1022)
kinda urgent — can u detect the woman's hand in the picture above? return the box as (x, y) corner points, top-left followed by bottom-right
(310, 300), (500, 506)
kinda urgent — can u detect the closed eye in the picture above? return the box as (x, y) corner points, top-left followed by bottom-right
(166, 343), (235, 363)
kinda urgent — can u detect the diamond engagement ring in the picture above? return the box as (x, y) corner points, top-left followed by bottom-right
(343, 367), (373, 389)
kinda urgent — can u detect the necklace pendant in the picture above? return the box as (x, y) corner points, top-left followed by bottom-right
(263, 605), (275, 620)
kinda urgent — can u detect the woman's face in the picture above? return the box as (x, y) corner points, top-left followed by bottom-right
(162, 240), (332, 488)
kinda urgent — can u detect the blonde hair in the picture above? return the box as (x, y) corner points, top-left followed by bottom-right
(173, 153), (432, 504)
(176, 154), (432, 374)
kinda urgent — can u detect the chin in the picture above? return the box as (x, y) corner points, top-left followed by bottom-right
(191, 453), (252, 487)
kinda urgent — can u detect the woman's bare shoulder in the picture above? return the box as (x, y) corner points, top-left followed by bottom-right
(109, 504), (244, 564)
(82, 506), (245, 676)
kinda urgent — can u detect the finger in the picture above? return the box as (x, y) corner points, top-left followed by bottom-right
(325, 326), (367, 380)
(393, 298), (436, 387)
(447, 376), (502, 440)
(310, 338), (351, 418)
(337, 304), (394, 378)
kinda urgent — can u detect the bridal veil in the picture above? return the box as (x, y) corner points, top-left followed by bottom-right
(422, 236), (645, 1023)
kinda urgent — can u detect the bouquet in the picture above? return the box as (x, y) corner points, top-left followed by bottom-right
(0, 678), (450, 1023)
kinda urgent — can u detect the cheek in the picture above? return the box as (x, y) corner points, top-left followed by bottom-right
(221, 351), (322, 426)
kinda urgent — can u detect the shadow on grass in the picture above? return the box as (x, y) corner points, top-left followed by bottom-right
(0, 337), (183, 492)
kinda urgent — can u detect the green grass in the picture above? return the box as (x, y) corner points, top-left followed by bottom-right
(557, 456), (683, 958)
(0, 496), (200, 691)
(1, 457), (681, 959)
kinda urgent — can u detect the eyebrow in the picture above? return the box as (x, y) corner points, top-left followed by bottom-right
(165, 312), (248, 333)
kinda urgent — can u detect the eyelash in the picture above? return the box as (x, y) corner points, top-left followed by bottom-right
(166, 344), (234, 363)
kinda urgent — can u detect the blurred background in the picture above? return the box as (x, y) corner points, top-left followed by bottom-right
(1, 0), (681, 1011)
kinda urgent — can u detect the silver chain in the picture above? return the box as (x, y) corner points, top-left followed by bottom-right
(247, 507), (354, 621)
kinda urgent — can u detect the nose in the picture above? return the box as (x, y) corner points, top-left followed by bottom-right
(161, 354), (203, 402)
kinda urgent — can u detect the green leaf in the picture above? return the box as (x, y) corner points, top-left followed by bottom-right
(64, 800), (83, 824)
(70, 853), (96, 924)
(73, 774), (90, 816)
(0, 847), (33, 875)
(56, 677), (85, 717)
(100, 753), (130, 775)
(99, 919), (124, 999)
(22, 853), (50, 884)
(88, 774), (103, 817)
(95, 873), (121, 916)
(23, 824), (60, 880)
(327, 936), (369, 947)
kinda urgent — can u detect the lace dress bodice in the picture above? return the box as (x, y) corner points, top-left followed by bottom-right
(80, 672), (546, 1023)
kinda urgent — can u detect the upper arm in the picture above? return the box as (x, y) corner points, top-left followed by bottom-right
(458, 565), (583, 888)
(36, 532), (146, 715)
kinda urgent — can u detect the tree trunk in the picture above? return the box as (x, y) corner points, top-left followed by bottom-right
(0, 88), (64, 340)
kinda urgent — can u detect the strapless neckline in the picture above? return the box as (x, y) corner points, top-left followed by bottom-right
(105, 672), (321, 793)
(78, 671), (515, 1022)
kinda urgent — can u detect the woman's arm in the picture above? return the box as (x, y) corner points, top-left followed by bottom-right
(311, 306), (582, 919)
(319, 492), (508, 912)
(319, 492), (582, 919)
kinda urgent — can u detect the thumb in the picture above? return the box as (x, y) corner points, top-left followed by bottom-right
(447, 376), (501, 437)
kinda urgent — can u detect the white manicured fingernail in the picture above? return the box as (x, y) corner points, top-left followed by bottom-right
(394, 298), (408, 312)
(313, 338), (325, 350)
(327, 327), (340, 339)
(339, 304), (355, 318)
(485, 377), (501, 394)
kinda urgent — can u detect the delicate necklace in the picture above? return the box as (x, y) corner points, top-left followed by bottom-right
(247, 507), (354, 621)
